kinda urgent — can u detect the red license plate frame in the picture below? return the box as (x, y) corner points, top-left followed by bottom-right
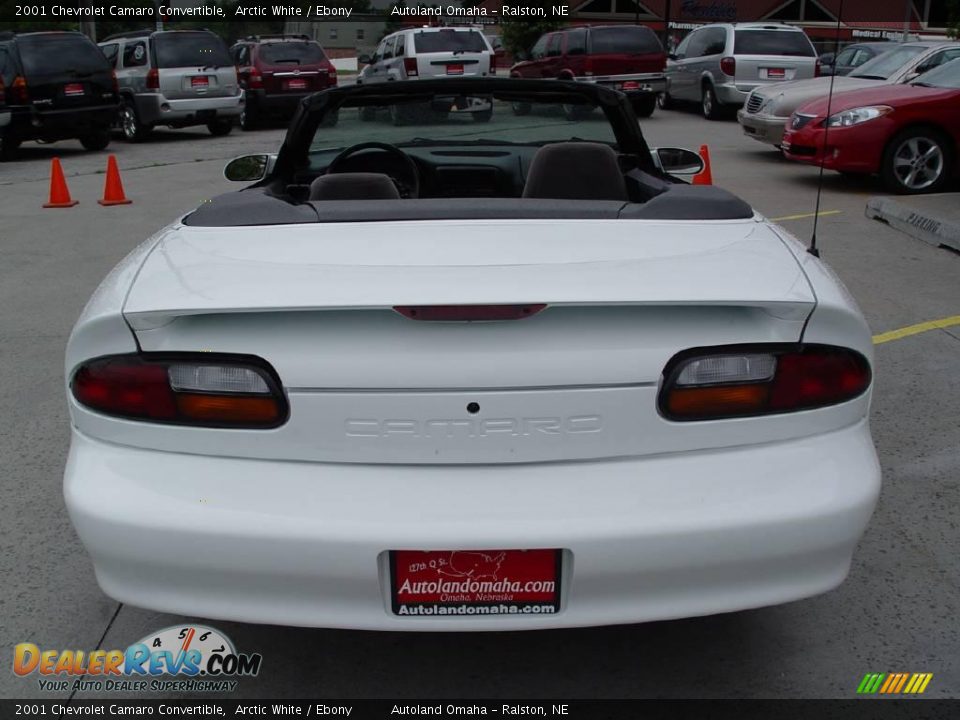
(446, 63), (465, 75)
(286, 78), (308, 90)
(390, 549), (561, 617)
(766, 68), (786, 79)
(64, 83), (85, 96)
(191, 75), (210, 88)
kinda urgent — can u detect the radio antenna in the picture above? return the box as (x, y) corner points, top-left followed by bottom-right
(808, 0), (845, 258)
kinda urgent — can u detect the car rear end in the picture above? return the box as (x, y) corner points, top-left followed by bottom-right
(579, 26), (667, 101)
(2, 32), (116, 145)
(146, 31), (242, 127)
(249, 39), (336, 120)
(63, 218), (880, 630)
(404, 28), (494, 80)
(719, 25), (819, 108)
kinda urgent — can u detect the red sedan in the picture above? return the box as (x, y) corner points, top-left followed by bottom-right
(782, 58), (960, 194)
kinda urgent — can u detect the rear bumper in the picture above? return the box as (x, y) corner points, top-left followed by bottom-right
(714, 82), (749, 106)
(135, 92), (244, 126)
(65, 421), (880, 631)
(247, 88), (329, 115)
(5, 103), (116, 139)
(738, 110), (788, 146)
(574, 73), (667, 95)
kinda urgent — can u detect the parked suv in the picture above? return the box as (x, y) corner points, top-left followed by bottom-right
(662, 23), (819, 119)
(509, 25), (667, 117)
(231, 34), (337, 130)
(99, 29), (242, 141)
(0, 31), (117, 159)
(358, 27), (496, 124)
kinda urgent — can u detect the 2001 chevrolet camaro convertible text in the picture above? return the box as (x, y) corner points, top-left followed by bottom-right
(64, 78), (880, 631)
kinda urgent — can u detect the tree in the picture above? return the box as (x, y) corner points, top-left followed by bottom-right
(500, 19), (566, 57)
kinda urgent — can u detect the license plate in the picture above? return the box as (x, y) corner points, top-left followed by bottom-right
(446, 63), (465, 75)
(286, 78), (307, 90)
(64, 83), (85, 97)
(782, 139), (792, 151)
(191, 76), (209, 88)
(390, 549), (561, 617)
(766, 68), (786, 79)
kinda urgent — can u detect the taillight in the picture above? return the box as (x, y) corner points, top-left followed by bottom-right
(659, 345), (870, 421)
(720, 56), (736, 77)
(815, 58), (822, 77)
(584, 56), (593, 76)
(404, 57), (418, 77)
(248, 68), (263, 89)
(145, 68), (159, 91)
(393, 304), (547, 321)
(11, 75), (28, 104)
(489, 53), (496, 75)
(71, 354), (287, 428)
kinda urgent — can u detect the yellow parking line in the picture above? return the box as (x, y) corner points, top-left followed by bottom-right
(771, 210), (843, 222)
(873, 315), (960, 345)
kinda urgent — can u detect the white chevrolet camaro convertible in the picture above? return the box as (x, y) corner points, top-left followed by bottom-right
(65, 78), (880, 630)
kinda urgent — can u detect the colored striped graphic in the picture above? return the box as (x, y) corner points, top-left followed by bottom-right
(857, 672), (933, 694)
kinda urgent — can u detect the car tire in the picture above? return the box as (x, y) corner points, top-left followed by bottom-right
(657, 91), (674, 110)
(207, 119), (233, 137)
(881, 126), (953, 195)
(120, 100), (152, 142)
(701, 84), (723, 121)
(472, 108), (493, 123)
(511, 101), (532, 116)
(632, 95), (657, 118)
(80, 129), (111, 151)
(0, 132), (21, 161)
(359, 106), (376, 122)
(240, 105), (258, 131)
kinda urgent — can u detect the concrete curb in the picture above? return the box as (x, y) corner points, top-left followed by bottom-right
(866, 195), (960, 253)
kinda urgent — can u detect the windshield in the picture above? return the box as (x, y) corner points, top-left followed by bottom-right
(589, 26), (663, 54)
(308, 92), (615, 169)
(154, 33), (232, 69)
(911, 56), (960, 89)
(734, 30), (815, 57)
(18, 35), (109, 76)
(259, 41), (326, 65)
(850, 45), (926, 79)
(413, 30), (488, 54)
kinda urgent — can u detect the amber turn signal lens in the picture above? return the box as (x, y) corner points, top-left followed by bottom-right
(175, 394), (281, 425)
(666, 384), (770, 418)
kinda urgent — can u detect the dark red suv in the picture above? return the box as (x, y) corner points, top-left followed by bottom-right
(231, 34), (337, 130)
(510, 25), (667, 117)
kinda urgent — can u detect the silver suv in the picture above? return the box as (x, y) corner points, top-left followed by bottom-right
(661, 23), (819, 120)
(99, 30), (243, 141)
(358, 27), (495, 84)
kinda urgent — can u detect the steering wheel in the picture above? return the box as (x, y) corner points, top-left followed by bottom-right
(326, 141), (420, 199)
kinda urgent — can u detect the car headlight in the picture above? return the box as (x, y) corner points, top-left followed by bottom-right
(825, 106), (892, 127)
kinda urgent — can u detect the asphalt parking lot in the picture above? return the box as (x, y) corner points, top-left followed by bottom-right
(1, 104), (958, 700)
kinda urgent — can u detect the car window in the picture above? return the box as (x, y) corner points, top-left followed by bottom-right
(566, 28), (587, 56)
(834, 47), (857, 66)
(589, 26), (663, 55)
(413, 30), (487, 54)
(153, 33), (231, 69)
(122, 41), (148, 68)
(850, 44), (926, 79)
(0, 45), (14, 85)
(394, 36), (406, 59)
(530, 36), (548, 60)
(734, 30), (815, 57)
(259, 42), (327, 65)
(100, 43), (119, 69)
(911, 56), (960, 88)
(916, 48), (960, 74)
(546, 34), (562, 58)
(701, 28), (727, 56)
(17, 34), (111, 76)
(674, 31), (694, 58)
(382, 37), (396, 60)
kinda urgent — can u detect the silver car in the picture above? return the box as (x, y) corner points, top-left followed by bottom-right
(99, 30), (243, 141)
(739, 41), (960, 148)
(661, 23), (818, 120)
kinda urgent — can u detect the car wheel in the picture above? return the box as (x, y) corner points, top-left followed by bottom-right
(120, 100), (152, 142)
(79, 129), (111, 151)
(359, 106), (376, 122)
(881, 127), (953, 195)
(207, 119), (233, 137)
(511, 101), (532, 116)
(472, 108), (493, 123)
(657, 91), (674, 110)
(701, 84), (723, 120)
(240, 105), (258, 131)
(632, 95), (657, 118)
(0, 131), (21, 160)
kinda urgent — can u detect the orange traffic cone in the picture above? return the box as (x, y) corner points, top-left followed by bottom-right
(692, 144), (713, 186)
(43, 158), (78, 208)
(98, 155), (131, 206)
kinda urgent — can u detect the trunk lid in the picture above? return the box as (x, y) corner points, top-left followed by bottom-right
(258, 40), (333, 93)
(586, 26), (665, 76)
(732, 28), (818, 89)
(154, 32), (236, 100)
(16, 34), (114, 108)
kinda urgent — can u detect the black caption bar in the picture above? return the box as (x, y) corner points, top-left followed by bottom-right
(1, 700), (958, 720)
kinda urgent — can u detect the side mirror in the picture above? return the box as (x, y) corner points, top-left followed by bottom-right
(655, 147), (704, 175)
(667, 52), (678, 61)
(223, 154), (274, 182)
(903, 70), (921, 82)
(358, 53), (371, 65)
(819, 52), (835, 65)
(515, 51), (530, 62)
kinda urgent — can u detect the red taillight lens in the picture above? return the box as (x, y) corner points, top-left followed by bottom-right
(248, 69), (263, 89)
(660, 345), (870, 421)
(393, 304), (547, 321)
(145, 68), (159, 90)
(720, 56), (736, 77)
(404, 58), (418, 77)
(71, 354), (287, 428)
(11, 75), (28, 104)
(489, 53), (496, 75)
(584, 56), (593, 76)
